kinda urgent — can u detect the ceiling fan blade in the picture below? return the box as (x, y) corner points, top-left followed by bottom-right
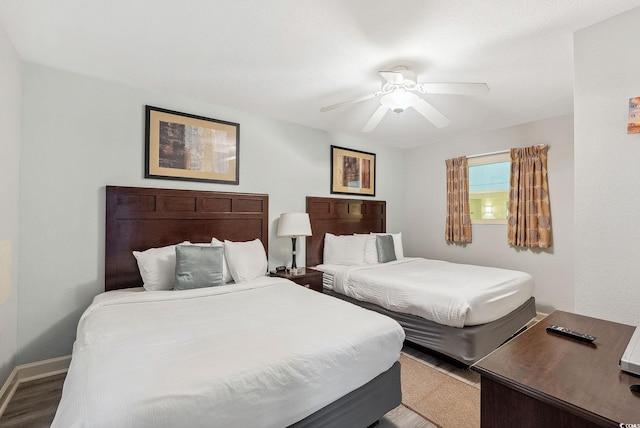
(412, 99), (451, 128)
(320, 92), (380, 112)
(379, 71), (404, 85)
(419, 82), (490, 95)
(362, 105), (389, 132)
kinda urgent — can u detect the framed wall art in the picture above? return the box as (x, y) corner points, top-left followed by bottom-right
(331, 145), (376, 196)
(628, 97), (640, 134)
(145, 106), (239, 184)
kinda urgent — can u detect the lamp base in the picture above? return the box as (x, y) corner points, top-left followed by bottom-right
(290, 236), (298, 269)
(288, 267), (299, 275)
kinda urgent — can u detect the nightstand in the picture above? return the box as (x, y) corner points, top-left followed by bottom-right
(270, 267), (323, 292)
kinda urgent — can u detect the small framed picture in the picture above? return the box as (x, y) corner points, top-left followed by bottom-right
(331, 145), (376, 196)
(628, 97), (640, 134)
(145, 106), (239, 184)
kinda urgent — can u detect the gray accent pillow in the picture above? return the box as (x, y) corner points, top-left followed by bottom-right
(174, 245), (225, 290)
(376, 235), (397, 263)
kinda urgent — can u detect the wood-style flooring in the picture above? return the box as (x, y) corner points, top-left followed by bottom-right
(0, 374), (437, 428)
(0, 345), (468, 428)
(0, 374), (65, 428)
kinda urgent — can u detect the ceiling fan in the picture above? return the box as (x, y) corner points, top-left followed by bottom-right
(320, 66), (490, 132)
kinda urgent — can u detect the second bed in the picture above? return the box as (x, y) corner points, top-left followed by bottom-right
(306, 196), (537, 365)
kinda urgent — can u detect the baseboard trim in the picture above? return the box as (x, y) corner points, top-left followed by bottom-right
(535, 311), (549, 320)
(0, 355), (71, 418)
(0, 367), (19, 419)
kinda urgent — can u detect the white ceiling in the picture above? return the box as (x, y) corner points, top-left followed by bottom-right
(1, 0), (639, 149)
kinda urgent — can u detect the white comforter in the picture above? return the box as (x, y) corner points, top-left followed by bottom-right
(318, 258), (534, 328)
(52, 277), (404, 428)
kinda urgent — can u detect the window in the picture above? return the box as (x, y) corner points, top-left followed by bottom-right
(468, 152), (510, 224)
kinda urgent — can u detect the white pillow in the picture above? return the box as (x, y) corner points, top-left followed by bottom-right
(132, 242), (189, 291)
(210, 238), (233, 283)
(323, 233), (368, 265)
(370, 233), (404, 259)
(355, 234), (379, 264)
(224, 239), (268, 283)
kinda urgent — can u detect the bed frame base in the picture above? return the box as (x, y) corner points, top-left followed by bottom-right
(290, 361), (401, 428)
(326, 291), (537, 366)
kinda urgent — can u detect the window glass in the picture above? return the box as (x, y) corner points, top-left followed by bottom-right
(468, 152), (510, 224)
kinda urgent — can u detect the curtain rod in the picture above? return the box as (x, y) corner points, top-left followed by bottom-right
(466, 149), (509, 159)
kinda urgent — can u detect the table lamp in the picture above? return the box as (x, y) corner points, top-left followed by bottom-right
(277, 213), (312, 271)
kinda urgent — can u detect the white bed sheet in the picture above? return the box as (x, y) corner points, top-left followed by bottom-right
(316, 258), (534, 327)
(52, 277), (404, 428)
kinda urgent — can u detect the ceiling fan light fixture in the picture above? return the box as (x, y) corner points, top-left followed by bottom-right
(380, 91), (419, 113)
(396, 69), (417, 86)
(320, 65), (488, 131)
(384, 66), (417, 86)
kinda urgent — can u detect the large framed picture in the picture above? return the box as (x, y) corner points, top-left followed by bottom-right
(145, 106), (239, 184)
(331, 145), (376, 196)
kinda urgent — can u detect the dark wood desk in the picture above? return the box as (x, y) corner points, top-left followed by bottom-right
(472, 310), (639, 427)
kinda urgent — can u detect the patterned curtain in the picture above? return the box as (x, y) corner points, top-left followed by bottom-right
(445, 156), (472, 243)
(507, 145), (552, 248)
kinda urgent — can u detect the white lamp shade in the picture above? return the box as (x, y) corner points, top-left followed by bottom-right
(277, 213), (312, 237)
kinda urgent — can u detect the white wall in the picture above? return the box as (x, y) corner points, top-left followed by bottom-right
(18, 63), (406, 364)
(18, 4), (640, 365)
(574, 7), (640, 326)
(405, 114), (574, 314)
(0, 23), (21, 385)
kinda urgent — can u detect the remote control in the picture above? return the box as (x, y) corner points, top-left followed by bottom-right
(546, 325), (596, 343)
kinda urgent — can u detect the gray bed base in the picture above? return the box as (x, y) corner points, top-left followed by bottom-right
(325, 290), (537, 366)
(290, 360), (401, 428)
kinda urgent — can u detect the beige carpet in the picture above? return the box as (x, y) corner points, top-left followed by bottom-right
(400, 353), (480, 428)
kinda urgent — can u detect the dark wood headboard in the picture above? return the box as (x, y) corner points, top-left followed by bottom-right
(105, 186), (269, 291)
(305, 196), (386, 267)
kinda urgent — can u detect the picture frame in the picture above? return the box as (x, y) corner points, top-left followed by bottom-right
(145, 105), (239, 184)
(331, 145), (376, 196)
(628, 97), (640, 134)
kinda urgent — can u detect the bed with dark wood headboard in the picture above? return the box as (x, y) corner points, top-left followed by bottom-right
(305, 195), (537, 366)
(66, 186), (403, 428)
(105, 185), (268, 291)
(305, 196), (386, 267)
